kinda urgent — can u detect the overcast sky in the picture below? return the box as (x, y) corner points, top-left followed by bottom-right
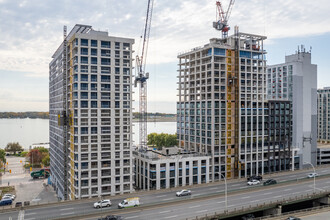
(0, 0), (330, 113)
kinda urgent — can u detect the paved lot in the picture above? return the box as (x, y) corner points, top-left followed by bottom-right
(0, 156), (57, 205)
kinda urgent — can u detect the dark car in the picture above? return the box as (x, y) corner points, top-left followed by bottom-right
(247, 175), (262, 181)
(15, 202), (22, 207)
(242, 213), (255, 220)
(263, 179), (277, 186)
(98, 215), (123, 220)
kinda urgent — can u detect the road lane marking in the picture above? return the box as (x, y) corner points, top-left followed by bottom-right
(164, 215), (178, 219)
(283, 189), (292, 191)
(274, 195), (282, 198)
(25, 213), (36, 216)
(25, 218), (35, 220)
(209, 187), (218, 190)
(61, 212), (75, 216)
(125, 216), (138, 219)
(217, 201), (225, 204)
(190, 205), (201, 208)
(162, 198), (174, 201)
(60, 207), (74, 211)
(193, 194), (201, 196)
(263, 192), (272, 195)
(252, 200), (260, 202)
(159, 210), (171, 214)
(232, 184), (240, 186)
(196, 210), (208, 213)
(239, 186), (246, 189)
(242, 196), (250, 199)
(156, 195), (166, 198)
(216, 190), (223, 193)
(321, 170), (327, 172)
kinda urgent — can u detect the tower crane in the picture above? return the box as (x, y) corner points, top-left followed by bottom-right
(134, 0), (154, 149)
(213, 0), (235, 38)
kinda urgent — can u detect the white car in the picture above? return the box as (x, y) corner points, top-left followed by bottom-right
(3, 194), (15, 200)
(247, 179), (260, 186)
(176, 189), (191, 197)
(93, 199), (111, 208)
(307, 173), (318, 178)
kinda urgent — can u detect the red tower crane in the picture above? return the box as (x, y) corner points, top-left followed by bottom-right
(213, 0), (235, 38)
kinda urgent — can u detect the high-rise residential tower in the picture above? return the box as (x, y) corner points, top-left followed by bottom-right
(267, 49), (317, 167)
(317, 87), (330, 143)
(177, 29), (292, 180)
(50, 24), (134, 200)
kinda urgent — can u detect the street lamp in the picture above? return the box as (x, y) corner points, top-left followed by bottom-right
(304, 161), (316, 193)
(220, 173), (227, 212)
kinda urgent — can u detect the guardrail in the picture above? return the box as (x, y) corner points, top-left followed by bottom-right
(189, 190), (330, 220)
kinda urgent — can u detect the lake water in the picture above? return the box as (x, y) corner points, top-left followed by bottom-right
(0, 119), (176, 150)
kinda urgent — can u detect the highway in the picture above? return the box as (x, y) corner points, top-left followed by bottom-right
(1, 166), (329, 220)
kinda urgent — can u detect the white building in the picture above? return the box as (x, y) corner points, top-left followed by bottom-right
(317, 143), (330, 165)
(134, 147), (210, 190)
(317, 87), (330, 142)
(49, 24), (134, 200)
(267, 48), (317, 167)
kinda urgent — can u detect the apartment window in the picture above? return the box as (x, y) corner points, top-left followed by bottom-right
(81, 65), (88, 73)
(91, 75), (97, 82)
(101, 49), (110, 57)
(91, 66), (97, 73)
(101, 101), (110, 108)
(91, 48), (97, 56)
(101, 58), (110, 65)
(91, 57), (97, 65)
(91, 40), (97, 47)
(81, 39), (88, 46)
(81, 127), (88, 135)
(81, 101), (88, 108)
(101, 41), (111, 48)
(81, 74), (88, 82)
(101, 67), (110, 74)
(91, 83), (97, 91)
(101, 75), (110, 82)
(80, 92), (88, 99)
(91, 92), (97, 99)
(80, 83), (88, 90)
(81, 56), (88, 64)
(81, 48), (88, 55)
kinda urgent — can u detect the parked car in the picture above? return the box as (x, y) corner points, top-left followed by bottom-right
(176, 189), (191, 197)
(0, 199), (12, 206)
(98, 215), (123, 220)
(3, 194), (15, 200)
(247, 180), (260, 186)
(15, 202), (22, 207)
(118, 197), (140, 209)
(242, 213), (255, 220)
(307, 173), (318, 178)
(247, 175), (262, 181)
(94, 199), (112, 208)
(263, 179), (277, 186)
(286, 217), (301, 220)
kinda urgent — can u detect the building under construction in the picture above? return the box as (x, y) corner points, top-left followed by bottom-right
(177, 28), (293, 180)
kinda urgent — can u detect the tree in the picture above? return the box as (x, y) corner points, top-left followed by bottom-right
(42, 155), (50, 167)
(27, 149), (43, 166)
(35, 147), (48, 154)
(5, 142), (24, 155)
(0, 149), (6, 164)
(147, 133), (178, 150)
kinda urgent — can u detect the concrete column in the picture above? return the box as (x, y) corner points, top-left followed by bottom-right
(166, 163), (170, 189)
(263, 204), (282, 216)
(156, 163), (160, 190)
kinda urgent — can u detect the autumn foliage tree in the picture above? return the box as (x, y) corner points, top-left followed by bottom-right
(28, 149), (43, 167)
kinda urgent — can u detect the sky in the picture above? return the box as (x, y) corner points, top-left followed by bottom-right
(0, 0), (330, 113)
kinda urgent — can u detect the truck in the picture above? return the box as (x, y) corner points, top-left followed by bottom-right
(31, 169), (50, 179)
(118, 197), (140, 209)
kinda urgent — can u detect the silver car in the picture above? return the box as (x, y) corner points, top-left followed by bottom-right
(247, 179), (260, 186)
(176, 189), (191, 197)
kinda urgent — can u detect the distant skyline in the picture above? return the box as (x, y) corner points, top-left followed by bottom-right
(0, 0), (330, 113)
